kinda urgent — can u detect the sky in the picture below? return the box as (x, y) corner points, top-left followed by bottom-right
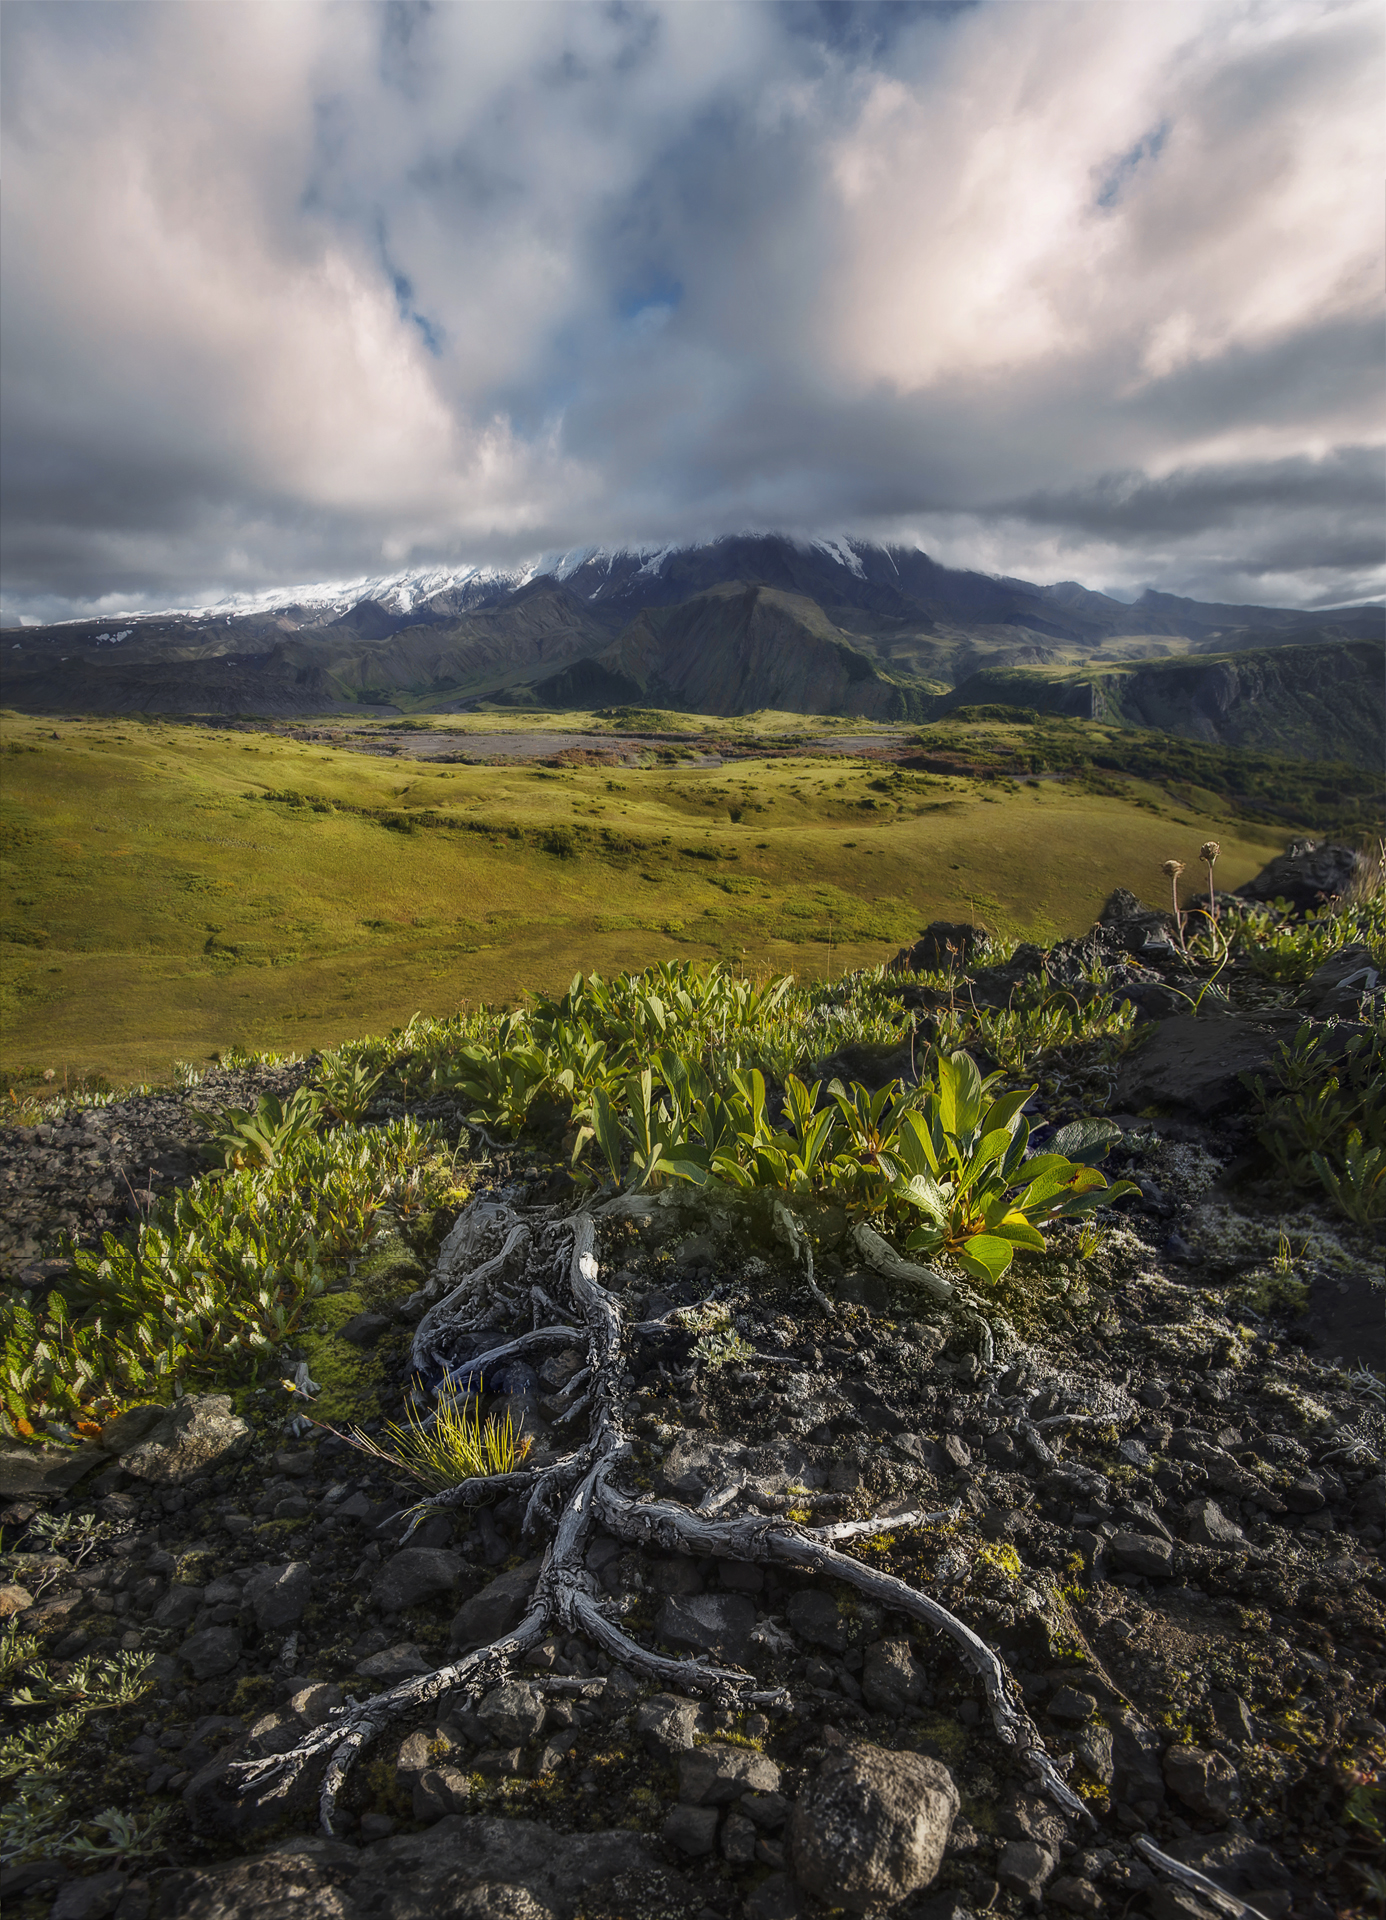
(1, 0), (1382, 626)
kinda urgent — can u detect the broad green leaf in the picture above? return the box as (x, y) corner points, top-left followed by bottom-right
(938, 1050), (985, 1139)
(955, 1235), (1015, 1284)
(989, 1214), (1048, 1250)
(980, 1085), (1034, 1137)
(590, 1087), (623, 1183)
(894, 1109), (943, 1177)
(1047, 1118), (1122, 1166)
(896, 1171), (951, 1225)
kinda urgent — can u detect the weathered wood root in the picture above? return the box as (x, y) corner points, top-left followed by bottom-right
(1133, 1836), (1263, 1918)
(851, 1222), (1003, 1365)
(235, 1196), (1093, 1837)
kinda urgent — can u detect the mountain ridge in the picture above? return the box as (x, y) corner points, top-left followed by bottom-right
(3, 534), (1381, 764)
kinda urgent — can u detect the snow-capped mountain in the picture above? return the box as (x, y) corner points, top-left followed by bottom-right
(4, 532), (1379, 734)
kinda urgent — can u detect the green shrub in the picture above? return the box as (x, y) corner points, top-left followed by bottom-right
(1246, 1019), (1386, 1226)
(0, 1116), (452, 1439)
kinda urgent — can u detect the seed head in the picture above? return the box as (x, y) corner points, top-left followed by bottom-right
(1161, 859), (1185, 878)
(1200, 840), (1220, 865)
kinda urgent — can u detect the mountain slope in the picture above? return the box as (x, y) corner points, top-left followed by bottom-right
(526, 583), (931, 719)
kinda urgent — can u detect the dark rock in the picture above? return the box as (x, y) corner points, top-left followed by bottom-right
(372, 1548), (464, 1613)
(1047, 1686), (1097, 1723)
(99, 1406), (166, 1455)
(1096, 888), (1178, 953)
(861, 1639), (929, 1715)
(0, 1442), (104, 1498)
(241, 1562), (312, 1633)
(356, 1643), (431, 1682)
(789, 1743), (959, 1913)
(677, 1741), (780, 1806)
(1109, 1532), (1173, 1577)
(450, 1559), (543, 1648)
(662, 1805), (719, 1857)
(1047, 1876), (1103, 1916)
(119, 1396), (252, 1485)
(1208, 1691), (1257, 1748)
(648, 1556), (703, 1595)
(396, 1731), (434, 1777)
(414, 1768), (474, 1821)
(1295, 1267), (1386, 1370)
(786, 1590), (848, 1653)
(997, 1839), (1055, 1900)
(890, 923), (983, 975)
(339, 1313), (391, 1346)
(715, 1558), (764, 1593)
(152, 1586), (203, 1630)
(1236, 841), (1367, 917)
(1162, 1745), (1240, 1819)
(634, 1694), (702, 1760)
(272, 1449), (316, 1478)
(1282, 1477), (1325, 1514)
(1116, 1013), (1299, 1116)
(743, 1873), (805, 1920)
(179, 1626), (241, 1681)
(741, 1791), (791, 1830)
(656, 1593), (757, 1663)
(477, 1682), (546, 1747)
(1109, 1710), (1166, 1813)
(721, 1810), (758, 1865)
(998, 1789), (1069, 1853)
(1169, 1833), (1292, 1903)
(1184, 1498), (1249, 1551)
(1306, 943), (1381, 1017)
(49, 1872), (127, 1920)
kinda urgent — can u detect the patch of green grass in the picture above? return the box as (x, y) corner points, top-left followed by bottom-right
(0, 710), (1288, 1087)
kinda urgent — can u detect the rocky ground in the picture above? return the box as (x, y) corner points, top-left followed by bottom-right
(1, 871), (1383, 1920)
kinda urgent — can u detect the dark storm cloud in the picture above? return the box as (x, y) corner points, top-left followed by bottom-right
(0, 0), (1381, 623)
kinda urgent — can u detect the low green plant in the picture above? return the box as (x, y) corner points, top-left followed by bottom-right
(1245, 1020), (1386, 1226)
(882, 1052), (1136, 1283)
(932, 981), (1140, 1075)
(198, 1086), (324, 1169)
(313, 1055), (384, 1123)
(0, 1626), (166, 1868)
(0, 1116), (449, 1438)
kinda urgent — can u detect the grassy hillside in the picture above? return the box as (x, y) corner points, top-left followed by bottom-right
(0, 708), (1303, 1089)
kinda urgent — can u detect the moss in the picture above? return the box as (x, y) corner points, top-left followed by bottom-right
(975, 1542), (1023, 1581)
(352, 1230), (426, 1305)
(912, 1713), (970, 1765)
(296, 1286), (405, 1426)
(229, 1674), (274, 1715)
(253, 1518), (305, 1541)
(1230, 1269), (1311, 1317)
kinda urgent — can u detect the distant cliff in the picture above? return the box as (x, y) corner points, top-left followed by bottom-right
(939, 639), (1384, 769)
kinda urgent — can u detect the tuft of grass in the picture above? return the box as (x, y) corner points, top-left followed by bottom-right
(330, 1385), (532, 1492)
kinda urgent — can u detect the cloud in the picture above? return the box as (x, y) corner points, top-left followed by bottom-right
(1, 0), (1381, 622)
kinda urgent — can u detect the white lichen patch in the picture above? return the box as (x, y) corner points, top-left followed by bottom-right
(1185, 1202), (1280, 1271)
(1123, 1133), (1224, 1206)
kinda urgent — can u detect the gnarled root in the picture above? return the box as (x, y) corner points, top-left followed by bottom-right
(232, 1198), (1088, 1838)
